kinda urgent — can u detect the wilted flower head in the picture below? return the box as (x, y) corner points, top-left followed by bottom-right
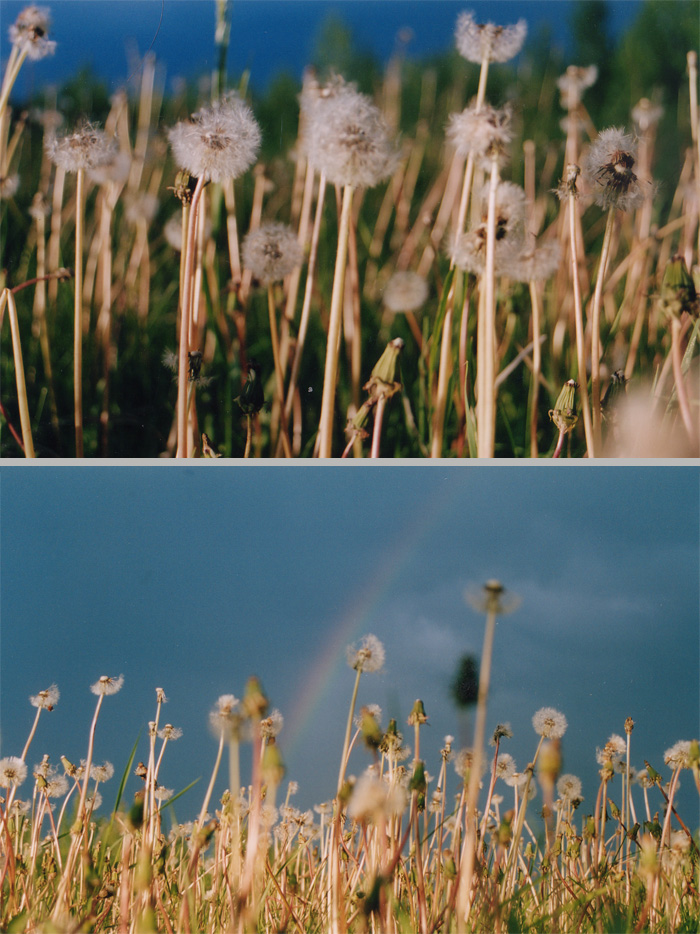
(242, 222), (304, 285)
(490, 723), (513, 745)
(46, 122), (118, 174)
(455, 11), (527, 64)
(0, 757), (28, 788)
(446, 102), (513, 168)
(346, 634), (385, 673)
(532, 707), (567, 739)
(583, 127), (644, 212)
(168, 94), (261, 184)
(556, 773), (583, 802)
(382, 271), (429, 313)
(556, 65), (597, 110)
(90, 674), (124, 696)
(664, 740), (692, 770)
(260, 709), (284, 740)
(9, 5), (56, 60)
(30, 684), (59, 709)
(305, 79), (398, 189)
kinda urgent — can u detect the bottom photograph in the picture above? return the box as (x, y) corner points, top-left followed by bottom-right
(1, 465), (698, 933)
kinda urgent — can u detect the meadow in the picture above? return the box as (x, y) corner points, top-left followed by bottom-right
(0, 1), (698, 457)
(2, 583), (698, 932)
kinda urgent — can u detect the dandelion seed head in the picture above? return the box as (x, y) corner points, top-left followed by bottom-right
(583, 126), (644, 212)
(455, 11), (527, 64)
(9, 5), (56, 60)
(242, 222), (303, 285)
(46, 122), (118, 174)
(0, 174), (20, 199)
(347, 771), (407, 821)
(596, 734), (626, 766)
(168, 94), (261, 183)
(382, 271), (429, 314)
(532, 707), (567, 739)
(446, 102), (513, 168)
(664, 740), (691, 770)
(556, 773), (582, 801)
(209, 694), (244, 738)
(346, 634), (385, 673)
(90, 674), (124, 696)
(45, 773), (69, 797)
(90, 761), (114, 783)
(260, 709), (284, 740)
(158, 724), (183, 741)
(306, 80), (398, 189)
(632, 98), (664, 133)
(510, 238), (561, 283)
(556, 65), (598, 110)
(155, 786), (173, 802)
(490, 723), (514, 745)
(0, 757), (28, 788)
(494, 753), (517, 781)
(30, 684), (59, 709)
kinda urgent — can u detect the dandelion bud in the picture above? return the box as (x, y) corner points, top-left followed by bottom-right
(548, 380), (578, 435)
(236, 360), (265, 416)
(407, 699), (428, 726)
(243, 675), (269, 720)
(262, 743), (285, 786)
(657, 254), (699, 319)
(410, 759), (427, 795)
(365, 338), (404, 400)
(359, 707), (383, 751)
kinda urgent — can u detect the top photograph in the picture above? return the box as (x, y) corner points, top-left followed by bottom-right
(1, 0), (698, 458)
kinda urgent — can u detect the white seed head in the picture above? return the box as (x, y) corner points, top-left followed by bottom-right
(242, 222), (304, 285)
(168, 94), (261, 183)
(583, 126), (644, 212)
(455, 11), (527, 64)
(556, 773), (583, 801)
(9, 5), (56, 60)
(90, 674), (124, 696)
(158, 724), (183, 741)
(532, 707), (567, 739)
(0, 756), (28, 788)
(305, 80), (398, 189)
(260, 708), (284, 740)
(556, 65), (598, 110)
(664, 740), (691, 770)
(446, 102), (513, 168)
(632, 98), (664, 133)
(494, 753), (517, 781)
(90, 761), (114, 783)
(510, 238), (561, 283)
(46, 122), (118, 174)
(30, 683), (59, 709)
(382, 271), (429, 313)
(346, 634), (385, 673)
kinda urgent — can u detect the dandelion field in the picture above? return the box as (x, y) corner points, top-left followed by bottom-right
(1, 1), (698, 457)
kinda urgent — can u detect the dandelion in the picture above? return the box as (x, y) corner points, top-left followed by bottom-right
(242, 222), (303, 285)
(446, 102), (513, 168)
(155, 786), (173, 802)
(510, 239), (561, 283)
(0, 174), (19, 198)
(632, 97), (664, 133)
(596, 734), (626, 766)
(306, 80), (398, 189)
(583, 126), (644, 213)
(557, 65), (597, 110)
(8, 5), (56, 60)
(168, 94), (261, 184)
(260, 709), (284, 740)
(382, 271), (429, 314)
(491, 723), (513, 745)
(557, 773), (583, 802)
(532, 707), (567, 739)
(44, 773), (69, 798)
(90, 674), (124, 696)
(664, 741), (692, 769)
(158, 724), (183, 741)
(30, 684), (59, 709)
(450, 180), (527, 275)
(0, 756), (27, 788)
(90, 761), (114, 783)
(346, 634), (385, 673)
(494, 753), (517, 782)
(455, 11), (527, 64)
(209, 694), (242, 737)
(347, 771), (407, 822)
(46, 122), (117, 173)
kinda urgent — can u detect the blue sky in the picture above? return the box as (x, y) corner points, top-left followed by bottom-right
(1, 465), (698, 834)
(2, 0), (644, 99)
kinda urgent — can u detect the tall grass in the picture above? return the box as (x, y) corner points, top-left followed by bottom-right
(1, 1), (698, 457)
(2, 586), (698, 932)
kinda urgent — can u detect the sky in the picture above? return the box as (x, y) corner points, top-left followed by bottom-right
(1, 464), (698, 836)
(1, 0), (645, 99)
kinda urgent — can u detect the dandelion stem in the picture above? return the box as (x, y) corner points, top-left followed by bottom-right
(74, 167), (85, 457)
(568, 187), (595, 456)
(0, 289), (35, 457)
(590, 206), (616, 451)
(318, 184), (354, 457)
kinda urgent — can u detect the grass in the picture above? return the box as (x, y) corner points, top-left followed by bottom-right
(2, 586), (698, 932)
(0, 0), (698, 458)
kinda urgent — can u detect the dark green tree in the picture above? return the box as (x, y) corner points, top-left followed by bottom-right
(451, 653), (479, 709)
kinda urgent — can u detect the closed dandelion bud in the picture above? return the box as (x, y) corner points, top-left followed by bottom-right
(243, 675), (268, 719)
(408, 699), (428, 726)
(624, 717), (635, 734)
(410, 759), (427, 795)
(569, 837), (581, 859)
(442, 849), (457, 880)
(537, 740), (561, 787)
(639, 832), (659, 878)
(61, 756), (76, 777)
(338, 777), (355, 806)
(609, 799), (620, 821)
(236, 360), (265, 415)
(498, 813), (513, 847)
(128, 793), (145, 831)
(583, 816), (596, 841)
(360, 707), (383, 751)
(366, 338), (404, 400)
(549, 379), (578, 434)
(644, 760), (662, 785)
(262, 743), (285, 787)
(688, 739), (700, 767)
(168, 169), (196, 204)
(657, 254), (699, 319)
